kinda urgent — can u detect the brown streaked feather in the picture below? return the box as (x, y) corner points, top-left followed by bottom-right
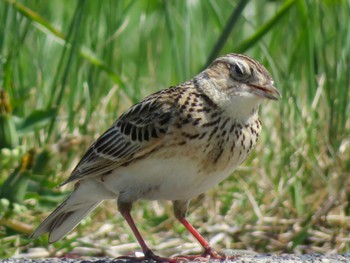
(61, 86), (183, 186)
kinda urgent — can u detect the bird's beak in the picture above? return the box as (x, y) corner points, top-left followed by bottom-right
(249, 82), (281, 100)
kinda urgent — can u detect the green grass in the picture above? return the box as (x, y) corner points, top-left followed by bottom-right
(1, 0), (350, 259)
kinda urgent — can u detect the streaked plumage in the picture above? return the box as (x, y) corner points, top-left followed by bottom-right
(31, 53), (280, 261)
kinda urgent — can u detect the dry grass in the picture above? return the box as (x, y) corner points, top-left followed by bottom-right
(1, 0), (350, 259)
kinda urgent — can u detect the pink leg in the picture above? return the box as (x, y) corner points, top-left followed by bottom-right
(119, 209), (151, 255)
(118, 201), (229, 262)
(118, 202), (178, 262)
(177, 217), (222, 259)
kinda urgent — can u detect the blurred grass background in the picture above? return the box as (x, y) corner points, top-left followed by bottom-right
(0, 0), (350, 259)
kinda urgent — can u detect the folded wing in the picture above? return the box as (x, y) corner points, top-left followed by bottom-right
(61, 87), (180, 185)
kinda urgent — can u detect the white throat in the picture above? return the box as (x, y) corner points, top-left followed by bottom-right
(220, 95), (261, 122)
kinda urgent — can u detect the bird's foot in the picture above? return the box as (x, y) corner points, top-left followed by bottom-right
(202, 246), (225, 259)
(174, 247), (233, 262)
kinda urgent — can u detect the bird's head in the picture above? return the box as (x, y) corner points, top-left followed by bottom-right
(197, 53), (281, 121)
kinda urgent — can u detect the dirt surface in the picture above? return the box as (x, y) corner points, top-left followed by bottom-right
(3, 254), (350, 263)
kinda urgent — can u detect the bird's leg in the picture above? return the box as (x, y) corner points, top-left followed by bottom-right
(177, 217), (221, 258)
(117, 200), (178, 262)
(173, 200), (223, 260)
(118, 201), (151, 255)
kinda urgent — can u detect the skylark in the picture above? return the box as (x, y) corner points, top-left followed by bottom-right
(31, 53), (281, 261)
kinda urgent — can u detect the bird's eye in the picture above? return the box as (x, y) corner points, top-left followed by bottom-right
(230, 62), (250, 82)
(233, 64), (244, 75)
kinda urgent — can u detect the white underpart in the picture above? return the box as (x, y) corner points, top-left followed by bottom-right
(86, 154), (240, 202)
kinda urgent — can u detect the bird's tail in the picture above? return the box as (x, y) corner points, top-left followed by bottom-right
(30, 178), (116, 243)
(30, 197), (101, 243)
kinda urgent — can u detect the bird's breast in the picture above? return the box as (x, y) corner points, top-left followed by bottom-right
(171, 113), (262, 174)
(100, 115), (261, 202)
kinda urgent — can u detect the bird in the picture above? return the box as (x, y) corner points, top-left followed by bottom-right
(30, 53), (281, 262)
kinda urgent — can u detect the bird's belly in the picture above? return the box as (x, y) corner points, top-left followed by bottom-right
(102, 156), (237, 202)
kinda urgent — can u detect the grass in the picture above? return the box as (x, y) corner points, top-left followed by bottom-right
(0, 0), (350, 259)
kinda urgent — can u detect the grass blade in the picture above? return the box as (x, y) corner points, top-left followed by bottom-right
(235, 0), (296, 53)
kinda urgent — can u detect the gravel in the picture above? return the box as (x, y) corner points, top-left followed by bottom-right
(3, 254), (350, 263)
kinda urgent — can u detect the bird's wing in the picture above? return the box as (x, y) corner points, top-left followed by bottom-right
(61, 87), (180, 185)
